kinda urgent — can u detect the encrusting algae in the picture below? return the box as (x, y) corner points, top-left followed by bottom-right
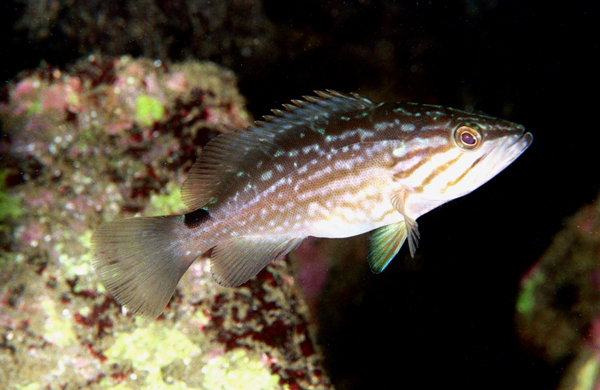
(92, 90), (532, 318)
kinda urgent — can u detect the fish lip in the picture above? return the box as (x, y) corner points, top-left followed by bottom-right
(505, 130), (533, 159)
(479, 128), (532, 184)
(520, 131), (534, 147)
(508, 125), (533, 151)
(513, 131), (533, 155)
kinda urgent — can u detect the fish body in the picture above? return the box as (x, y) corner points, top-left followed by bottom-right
(92, 91), (532, 317)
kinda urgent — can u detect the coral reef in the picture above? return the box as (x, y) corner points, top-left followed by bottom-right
(0, 56), (332, 389)
(516, 197), (600, 390)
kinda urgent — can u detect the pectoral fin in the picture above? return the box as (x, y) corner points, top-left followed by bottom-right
(210, 236), (303, 286)
(391, 190), (420, 257)
(368, 221), (409, 273)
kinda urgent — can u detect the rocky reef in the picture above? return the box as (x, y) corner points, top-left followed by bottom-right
(0, 56), (332, 389)
(516, 197), (600, 390)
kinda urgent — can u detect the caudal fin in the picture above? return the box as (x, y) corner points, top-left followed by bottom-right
(91, 215), (200, 318)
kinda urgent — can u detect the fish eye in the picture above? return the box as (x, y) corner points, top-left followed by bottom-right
(454, 124), (482, 151)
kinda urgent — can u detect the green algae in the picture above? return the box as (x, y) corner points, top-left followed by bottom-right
(103, 322), (282, 390)
(41, 296), (78, 347)
(56, 230), (94, 279)
(0, 169), (22, 231)
(135, 94), (165, 126)
(13, 384), (40, 390)
(201, 350), (280, 390)
(0, 252), (25, 270)
(516, 271), (544, 315)
(26, 101), (42, 115)
(148, 183), (186, 215)
(575, 355), (600, 390)
(105, 322), (201, 388)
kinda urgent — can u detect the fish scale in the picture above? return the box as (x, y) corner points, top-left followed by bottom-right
(92, 90), (532, 318)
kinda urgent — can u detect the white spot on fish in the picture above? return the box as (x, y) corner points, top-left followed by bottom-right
(374, 121), (394, 131)
(307, 202), (319, 217)
(401, 123), (416, 132)
(334, 160), (351, 170)
(393, 107), (412, 115)
(261, 170), (273, 181)
(358, 128), (375, 140)
(308, 166), (333, 181)
(393, 144), (406, 157)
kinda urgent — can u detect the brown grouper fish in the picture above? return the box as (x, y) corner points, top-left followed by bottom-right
(92, 91), (532, 318)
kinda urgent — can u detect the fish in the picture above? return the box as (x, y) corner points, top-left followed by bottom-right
(91, 90), (532, 318)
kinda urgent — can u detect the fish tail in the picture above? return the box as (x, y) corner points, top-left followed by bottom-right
(91, 212), (210, 318)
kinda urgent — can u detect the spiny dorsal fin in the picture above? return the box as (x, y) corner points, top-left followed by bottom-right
(181, 90), (373, 211)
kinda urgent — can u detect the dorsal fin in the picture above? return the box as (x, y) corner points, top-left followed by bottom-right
(181, 90), (374, 211)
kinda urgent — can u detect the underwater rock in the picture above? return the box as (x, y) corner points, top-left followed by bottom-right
(516, 197), (600, 389)
(0, 56), (333, 389)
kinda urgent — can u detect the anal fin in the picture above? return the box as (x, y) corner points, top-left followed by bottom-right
(210, 236), (304, 286)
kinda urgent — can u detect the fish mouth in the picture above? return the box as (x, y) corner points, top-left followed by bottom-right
(520, 131), (534, 148)
(510, 129), (533, 158)
(480, 128), (532, 184)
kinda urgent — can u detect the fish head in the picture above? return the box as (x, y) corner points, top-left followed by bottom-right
(408, 112), (533, 202)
